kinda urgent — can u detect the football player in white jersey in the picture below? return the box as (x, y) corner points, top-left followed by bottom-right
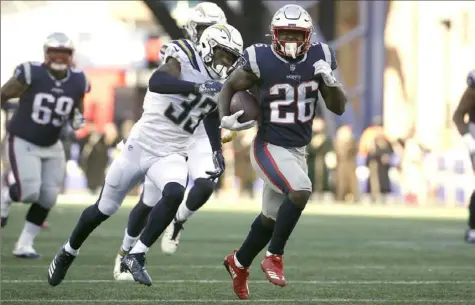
(111, 2), (236, 281)
(47, 23), (247, 287)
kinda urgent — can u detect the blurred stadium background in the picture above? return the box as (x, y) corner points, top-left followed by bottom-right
(1, 1), (474, 304)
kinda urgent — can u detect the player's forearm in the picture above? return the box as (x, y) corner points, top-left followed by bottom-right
(452, 110), (469, 135)
(320, 85), (347, 115)
(217, 84), (234, 119)
(203, 109), (222, 151)
(148, 71), (198, 95)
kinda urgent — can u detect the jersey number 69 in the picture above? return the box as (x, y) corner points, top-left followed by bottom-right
(32, 93), (74, 127)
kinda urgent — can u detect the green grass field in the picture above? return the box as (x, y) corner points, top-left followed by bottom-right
(1, 200), (474, 305)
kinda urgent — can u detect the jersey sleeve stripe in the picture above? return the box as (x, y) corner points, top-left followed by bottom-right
(172, 40), (200, 72)
(320, 43), (332, 67)
(22, 62), (32, 85)
(247, 46), (261, 78)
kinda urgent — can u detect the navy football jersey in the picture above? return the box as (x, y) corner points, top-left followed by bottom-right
(467, 70), (475, 123)
(7, 62), (89, 146)
(242, 43), (337, 147)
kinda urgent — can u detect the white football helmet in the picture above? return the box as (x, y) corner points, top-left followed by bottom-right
(270, 4), (313, 59)
(198, 23), (244, 80)
(43, 32), (75, 71)
(184, 2), (227, 44)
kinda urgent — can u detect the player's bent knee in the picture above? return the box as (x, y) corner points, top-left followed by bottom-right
(20, 183), (41, 203)
(162, 182), (185, 205)
(259, 213), (275, 230)
(193, 178), (215, 196)
(288, 190), (311, 209)
(37, 187), (60, 209)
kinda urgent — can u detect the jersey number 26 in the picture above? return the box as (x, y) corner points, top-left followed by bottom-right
(269, 81), (319, 124)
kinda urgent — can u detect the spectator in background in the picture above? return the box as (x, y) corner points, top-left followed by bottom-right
(359, 116), (384, 157)
(59, 124), (78, 194)
(233, 128), (256, 199)
(367, 134), (393, 203)
(334, 125), (359, 203)
(307, 118), (333, 198)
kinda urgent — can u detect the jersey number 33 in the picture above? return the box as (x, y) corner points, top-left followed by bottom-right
(164, 93), (215, 133)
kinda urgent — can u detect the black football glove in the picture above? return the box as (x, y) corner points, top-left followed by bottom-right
(205, 150), (225, 180)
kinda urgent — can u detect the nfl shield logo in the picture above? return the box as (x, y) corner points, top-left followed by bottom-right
(55, 81), (61, 87)
(289, 64), (296, 72)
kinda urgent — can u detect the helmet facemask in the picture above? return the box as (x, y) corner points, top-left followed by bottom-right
(202, 40), (241, 79)
(271, 27), (311, 59)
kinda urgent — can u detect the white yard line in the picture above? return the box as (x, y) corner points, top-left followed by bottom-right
(2, 279), (474, 284)
(2, 299), (470, 303)
(2, 264), (474, 270)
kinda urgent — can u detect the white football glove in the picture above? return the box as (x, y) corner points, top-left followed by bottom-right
(313, 59), (341, 87)
(462, 133), (475, 154)
(71, 108), (85, 130)
(220, 110), (256, 131)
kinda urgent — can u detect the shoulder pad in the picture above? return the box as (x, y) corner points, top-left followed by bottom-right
(70, 67), (85, 74)
(467, 70), (475, 88)
(13, 61), (41, 85)
(163, 39), (200, 71)
(312, 43), (338, 70)
(242, 44), (269, 78)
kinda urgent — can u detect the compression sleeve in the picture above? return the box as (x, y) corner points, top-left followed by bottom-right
(203, 109), (222, 152)
(148, 70), (197, 95)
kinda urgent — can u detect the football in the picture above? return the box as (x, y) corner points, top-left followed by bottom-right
(230, 91), (259, 123)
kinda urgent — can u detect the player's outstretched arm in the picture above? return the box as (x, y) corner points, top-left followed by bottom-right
(0, 66), (29, 108)
(148, 57), (199, 95)
(453, 83), (475, 135)
(319, 82), (347, 116)
(217, 66), (258, 120)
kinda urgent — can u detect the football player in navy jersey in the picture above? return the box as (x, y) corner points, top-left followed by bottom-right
(217, 4), (347, 299)
(453, 70), (475, 244)
(0, 32), (88, 258)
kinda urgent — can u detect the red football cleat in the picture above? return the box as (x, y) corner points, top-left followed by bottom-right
(261, 254), (286, 287)
(223, 251), (250, 300)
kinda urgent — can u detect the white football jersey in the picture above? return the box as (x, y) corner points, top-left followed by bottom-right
(129, 39), (216, 156)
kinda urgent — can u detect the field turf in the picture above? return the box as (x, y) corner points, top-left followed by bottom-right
(1, 198), (474, 305)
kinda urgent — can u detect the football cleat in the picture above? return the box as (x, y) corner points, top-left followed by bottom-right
(113, 253), (134, 281)
(261, 254), (286, 287)
(13, 244), (40, 259)
(121, 252), (152, 286)
(465, 229), (475, 244)
(161, 218), (184, 255)
(47, 246), (76, 286)
(223, 251), (250, 300)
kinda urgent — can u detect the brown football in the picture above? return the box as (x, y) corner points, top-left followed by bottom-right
(229, 91), (259, 123)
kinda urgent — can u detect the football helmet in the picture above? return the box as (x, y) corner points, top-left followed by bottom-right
(198, 24), (244, 80)
(270, 5), (313, 59)
(43, 32), (74, 71)
(184, 2), (227, 44)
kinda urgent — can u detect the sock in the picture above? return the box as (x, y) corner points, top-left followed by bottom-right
(64, 241), (79, 256)
(127, 200), (152, 237)
(120, 228), (139, 254)
(184, 178), (215, 211)
(469, 191), (475, 229)
(139, 183), (184, 247)
(25, 203), (49, 226)
(235, 215), (274, 268)
(68, 204), (109, 250)
(268, 197), (303, 256)
(129, 240), (149, 254)
(17, 221), (41, 246)
(176, 203), (194, 223)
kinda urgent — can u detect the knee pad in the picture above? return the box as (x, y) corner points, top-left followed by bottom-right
(96, 187), (121, 216)
(193, 178), (215, 197)
(18, 182), (41, 203)
(258, 213), (275, 230)
(38, 186), (60, 209)
(288, 190), (311, 210)
(162, 182), (185, 205)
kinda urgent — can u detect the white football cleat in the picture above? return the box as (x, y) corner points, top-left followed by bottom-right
(161, 219), (184, 255)
(13, 243), (40, 259)
(465, 229), (475, 244)
(113, 253), (134, 281)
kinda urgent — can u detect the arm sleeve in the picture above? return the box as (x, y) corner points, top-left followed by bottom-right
(203, 109), (222, 151)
